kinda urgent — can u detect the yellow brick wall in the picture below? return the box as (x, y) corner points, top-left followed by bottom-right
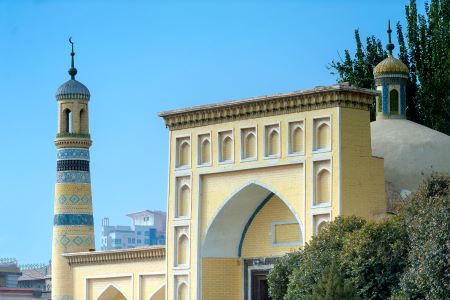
(202, 258), (242, 300)
(241, 195), (301, 258)
(72, 258), (165, 300)
(340, 107), (386, 218)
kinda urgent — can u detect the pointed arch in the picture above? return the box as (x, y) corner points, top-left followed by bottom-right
(222, 136), (233, 161)
(202, 181), (303, 258)
(389, 89), (399, 114)
(179, 141), (190, 167)
(177, 234), (189, 266)
(291, 126), (304, 153)
(268, 128), (280, 156)
(200, 138), (211, 164)
(244, 132), (256, 159)
(317, 122), (330, 150)
(97, 284), (127, 300)
(316, 168), (331, 204)
(177, 282), (188, 300)
(178, 184), (190, 218)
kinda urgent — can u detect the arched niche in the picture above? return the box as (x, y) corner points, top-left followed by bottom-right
(179, 141), (190, 167)
(148, 284), (165, 300)
(177, 282), (188, 300)
(97, 284), (127, 300)
(178, 184), (191, 218)
(177, 234), (189, 266)
(291, 126), (304, 154)
(316, 168), (331, 205)
(222, 136), (233, 162)
(244, 132), (256, 159)
(200, 138), (211, 164)
(316, 122), (330, 150)
(268, 129), (280, 156)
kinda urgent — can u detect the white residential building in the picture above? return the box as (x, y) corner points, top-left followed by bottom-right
(101, 210), (166, 250)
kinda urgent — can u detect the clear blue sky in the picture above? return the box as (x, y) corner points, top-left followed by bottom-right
(0, 0), (425, 264)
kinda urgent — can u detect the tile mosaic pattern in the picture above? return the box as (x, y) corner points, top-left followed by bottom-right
(57, 148), (90, 161)
(56, 171), (90, 184)
(54, 213), (94, 226)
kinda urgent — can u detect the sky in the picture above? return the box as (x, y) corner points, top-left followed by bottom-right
(0, 0), (425, 264)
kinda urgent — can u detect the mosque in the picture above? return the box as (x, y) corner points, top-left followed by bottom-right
(51, 25), (450, 300)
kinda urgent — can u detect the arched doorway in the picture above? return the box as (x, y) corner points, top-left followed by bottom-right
(201, 182), (303, 300)
(97, 284), (127, 300)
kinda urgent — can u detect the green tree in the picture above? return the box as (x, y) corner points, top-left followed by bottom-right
(282, 216), (366, 300)
(330, 0), (450, 135)
(330, 31), (386, 121)
(304, 262), (361, 300)
(396, 174), (450, 299)
(341, 218), (409, 300)
(267, 251), (303, 300)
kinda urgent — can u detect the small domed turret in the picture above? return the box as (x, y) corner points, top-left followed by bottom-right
(373, 21), (409, 120)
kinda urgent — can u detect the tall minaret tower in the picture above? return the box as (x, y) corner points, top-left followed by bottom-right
(373, 20), (409, 119)
(52, 38), (94, 300)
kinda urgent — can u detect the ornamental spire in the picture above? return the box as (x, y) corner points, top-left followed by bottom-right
(386, 20), (395, 56)
(68, 37), (78, 80)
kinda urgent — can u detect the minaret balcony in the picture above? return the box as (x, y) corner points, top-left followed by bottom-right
(55, 132), (92, 148)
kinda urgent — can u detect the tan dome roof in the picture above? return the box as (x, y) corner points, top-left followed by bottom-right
(373, 55), (409, 75)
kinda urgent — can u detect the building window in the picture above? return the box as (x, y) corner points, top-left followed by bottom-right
(377, 95), (382, 112)
(264, 124), (280, 158)
(144, 239), (150, 244)
(137, 231), (141, 235)
(137, 239), (141, 243)
(390, 89), (399, 114)
(144, 231), (149, 236)
(288, 121), (304, 155)
(176, 136), (191, 168)
(241, 127), (257, 160)
(314, 117), (331, 151)
(218, 130), (233, 163)
(198, 134), (211, 165)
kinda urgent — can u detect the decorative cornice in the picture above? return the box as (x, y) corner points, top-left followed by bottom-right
(158, 84), (379, 130)
(63, 246), (166, 266)
(55, 138), (92, 148)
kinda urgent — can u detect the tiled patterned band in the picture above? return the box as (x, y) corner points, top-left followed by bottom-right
(54, 214), (94, 226)
(56, 171), (90, 184)
(57, 148), (90, 161)
(57, 160), (90, 171)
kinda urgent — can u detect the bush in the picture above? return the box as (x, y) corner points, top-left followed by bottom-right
(341, 217), (409, 299)
(396, 174), (450, 299)
(283, 216), (366, 300)
(304, 262), (361, 300)
(267, 251), (303, 300)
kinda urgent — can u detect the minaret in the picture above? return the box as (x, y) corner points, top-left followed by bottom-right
(373, 20), (409, 119)
(52, 38), (94, 300)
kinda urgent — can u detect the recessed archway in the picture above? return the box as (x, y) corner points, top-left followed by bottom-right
(202, 182), (303, 258)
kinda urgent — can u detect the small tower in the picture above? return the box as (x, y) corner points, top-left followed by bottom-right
(373, 21), (409, 119)
(52, 38), (94, 300)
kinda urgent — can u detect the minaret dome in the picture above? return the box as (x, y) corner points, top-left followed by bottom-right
(373, 20), (409, 120)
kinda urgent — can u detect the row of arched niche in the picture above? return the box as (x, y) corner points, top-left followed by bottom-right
(175, 117), (331, 168)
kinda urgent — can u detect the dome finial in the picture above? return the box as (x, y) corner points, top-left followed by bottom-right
(386, 20), (395, 56)
(68, 37), (78, 80)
